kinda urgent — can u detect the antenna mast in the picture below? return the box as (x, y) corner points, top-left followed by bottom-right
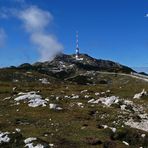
(76, 31), (79, 59)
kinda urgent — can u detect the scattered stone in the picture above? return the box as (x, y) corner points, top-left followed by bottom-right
(81, 90), (88, 93)
(84, 95), (89, 98)
(102, 125), (108, 129)
(13, 87), (17, 91)
(56, 96), (59, 101)
(3, 97), (11, 100)
(88, 99), (95, 103)
(39, 78), (50, 84)
(49, 143), (54, 147)
(24, 137), (37, 144)
(49, 104), (57, 110)
(106, 90), (111, 93)
(0, 132), (10, 143)
(141, 134), (146, 138)
(71, 95), (79, 99)
(125, 118), (148, 132)
(133, 89), (147, 99)
(88, 96), (119, 107)
(110, 127), (116, 133)
(77, 102), (83, 107)
(15, 128), (21, 132)
(122, 141), (129, 146)
(14, 92), (47, 107)
(120, 105), (126, 110)
(95, 92), (100, 96)
(49, 104), (63, 110)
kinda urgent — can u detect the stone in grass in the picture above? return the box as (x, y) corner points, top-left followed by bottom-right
(84, 137), (102, 145)
(26, 138), (50, 148)
(0, 132), (24, 147)
(103, 140), (116, 148)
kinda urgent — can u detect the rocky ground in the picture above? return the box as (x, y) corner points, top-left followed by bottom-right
(0, 54), (148, 148)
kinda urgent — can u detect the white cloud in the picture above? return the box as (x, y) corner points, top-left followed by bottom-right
(0, 5), (63, 61)
(0, 28), (6, 47)
(19, 6), (53, 32)
(18, 6), (63, 61)
(31, 33), (63, 61)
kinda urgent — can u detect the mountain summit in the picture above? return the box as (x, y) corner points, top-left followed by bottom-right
(9, 53), (134, 84)
(0, 53), (135, 84)
(20, 53), (134, 75)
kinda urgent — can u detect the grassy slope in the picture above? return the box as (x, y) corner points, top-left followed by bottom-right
(0, 71), (148, 148)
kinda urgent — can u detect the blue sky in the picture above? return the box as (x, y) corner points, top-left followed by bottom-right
(0, 0), (148, 71)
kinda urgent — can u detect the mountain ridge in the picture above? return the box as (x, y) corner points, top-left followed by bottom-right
(0, 53), (136, 84)
(18, 53), (135, 74)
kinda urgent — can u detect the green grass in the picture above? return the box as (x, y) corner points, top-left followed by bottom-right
(0, 71), (148, 147)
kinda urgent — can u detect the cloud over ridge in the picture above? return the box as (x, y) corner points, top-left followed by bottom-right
(18, 6), (63, 61)
(0, 5), (63, 61)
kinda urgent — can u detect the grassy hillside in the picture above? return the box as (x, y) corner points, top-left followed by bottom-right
(0, 69), (148, 148)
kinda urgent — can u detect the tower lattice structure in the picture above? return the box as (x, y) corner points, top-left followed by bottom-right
(76, 31), (80, 59)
